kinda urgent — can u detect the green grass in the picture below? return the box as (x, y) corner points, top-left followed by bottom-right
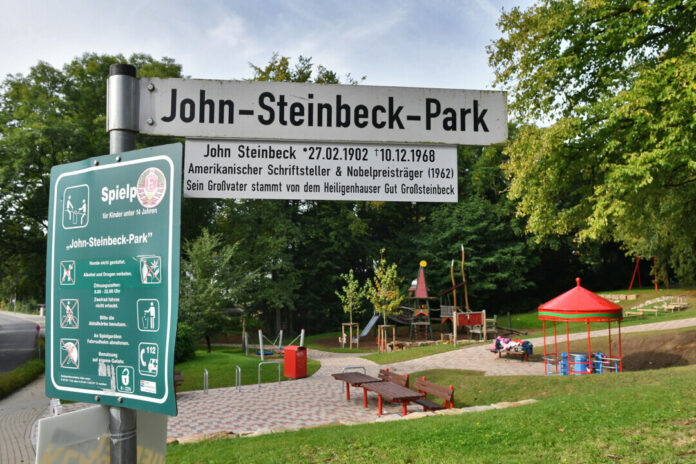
(174, 347), (320, 392)
(362, 343), (461, 364)
(0, 359), (44, 400)
(167, 364), (696, 463)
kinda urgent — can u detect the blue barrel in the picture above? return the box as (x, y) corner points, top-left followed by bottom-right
(571, 354), (590, 375)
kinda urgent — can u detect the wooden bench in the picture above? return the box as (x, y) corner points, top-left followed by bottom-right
(378, 368), (409, 388)
(413, 377), (454, 411)
(174, 370), (184, 393)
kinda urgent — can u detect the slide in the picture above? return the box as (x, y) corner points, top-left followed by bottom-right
(360, 313), (380, 338)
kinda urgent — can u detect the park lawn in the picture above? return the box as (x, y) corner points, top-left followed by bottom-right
(167, 364), (696, 463)
(174, 347), (320, 392)
(362, 343), (462, 364)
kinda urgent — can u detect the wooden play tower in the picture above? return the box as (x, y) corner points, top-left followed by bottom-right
(407, 261), (435, 341)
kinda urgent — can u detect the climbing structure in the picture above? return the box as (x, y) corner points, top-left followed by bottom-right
(407, 261), (435, 341)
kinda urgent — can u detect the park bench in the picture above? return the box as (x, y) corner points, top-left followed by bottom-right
(493, 349), (529, 361)
(412, 377), (454, 411)
(378, 368), (409, 388)
(490, 338), (533, 361)
(174, 370), (184, 394)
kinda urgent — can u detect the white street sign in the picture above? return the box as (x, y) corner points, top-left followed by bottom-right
(137, 78), (507, 145)
(184, 139), (458, 202)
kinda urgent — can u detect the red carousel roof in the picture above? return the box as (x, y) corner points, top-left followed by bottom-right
(538, 278), (623, 322)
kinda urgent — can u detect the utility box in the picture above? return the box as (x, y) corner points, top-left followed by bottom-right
(283, 345), (307, 379)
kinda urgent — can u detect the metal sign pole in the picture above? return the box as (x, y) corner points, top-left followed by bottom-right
(106, 63), (139, 464)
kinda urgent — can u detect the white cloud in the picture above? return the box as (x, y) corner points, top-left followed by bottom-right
(207, 14), (247, 49)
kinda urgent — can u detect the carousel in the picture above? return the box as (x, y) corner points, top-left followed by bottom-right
(539, 278), (624, 375)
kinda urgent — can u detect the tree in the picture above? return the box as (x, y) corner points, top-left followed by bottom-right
(364, 251), (404, 325)
(0, 53), (187, 302)
(179, 229), (256, 354)
(488, 1), (696, 283)
(335, 269), (366, 325)
(216, 54), (365, 334)
(415, 141), (540, 312)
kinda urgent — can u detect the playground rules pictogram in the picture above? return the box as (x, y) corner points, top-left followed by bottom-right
(59, 261), (76, 285)
(59, 299), (79, 329)
(46, 144), (181, 416)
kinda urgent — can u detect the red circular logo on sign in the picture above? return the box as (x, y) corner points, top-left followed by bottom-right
(137, 167), (167, 208)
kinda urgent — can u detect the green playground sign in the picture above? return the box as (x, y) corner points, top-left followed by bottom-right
(45, 144), (182, 416)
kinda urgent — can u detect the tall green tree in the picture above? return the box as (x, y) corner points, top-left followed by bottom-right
(179, 229), (256, 354)
(216, 54), (369, 334)
(416, 141), (539, 312)
(0, 53), (186, 302)
(488, 1), (696, 284)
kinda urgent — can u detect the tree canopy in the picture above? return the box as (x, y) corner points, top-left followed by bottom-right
(488, 0), (696, 283)
(0, 53), (183, 300)
(0, 50), (636, 335)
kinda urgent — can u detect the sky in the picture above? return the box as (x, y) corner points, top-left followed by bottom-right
(0, 0), (532, 90)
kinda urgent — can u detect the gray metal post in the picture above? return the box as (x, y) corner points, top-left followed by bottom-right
(106, 62), (138, 464)
(107, 63), (139, 154)
(259, 330), (264, 361)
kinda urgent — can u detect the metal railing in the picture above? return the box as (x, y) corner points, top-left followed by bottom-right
(258, 361), (281, 390)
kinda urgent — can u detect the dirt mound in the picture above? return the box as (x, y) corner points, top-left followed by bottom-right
(542, 329), (696, 371)
(622, 330), (696, 371)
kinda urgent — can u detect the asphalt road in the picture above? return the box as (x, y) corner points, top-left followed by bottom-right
(0, 312), (39, 374)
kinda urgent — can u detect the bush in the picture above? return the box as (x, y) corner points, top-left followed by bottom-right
(0, 359), (44, 400)
(175, 322), (197, 363)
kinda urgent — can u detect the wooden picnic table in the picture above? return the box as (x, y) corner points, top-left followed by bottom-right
(362, 380), (424, 416)
(332, 372), (381, 405)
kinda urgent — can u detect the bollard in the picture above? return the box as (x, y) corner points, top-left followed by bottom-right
(258, 329), (264, 361)
(235, 365), (242, 392)
(203, 368), (209, 394)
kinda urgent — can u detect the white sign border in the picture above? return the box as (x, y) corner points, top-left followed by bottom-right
(49, 155), (175, 406)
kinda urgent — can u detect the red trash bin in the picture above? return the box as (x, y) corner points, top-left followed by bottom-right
(283, 345), (307, 379)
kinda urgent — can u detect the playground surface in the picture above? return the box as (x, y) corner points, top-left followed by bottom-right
(2, 316), (696, 462)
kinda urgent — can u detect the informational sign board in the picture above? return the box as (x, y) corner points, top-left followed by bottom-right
(45, 144), (182, 416)
(137, 78), (507, 145)
(184, 139), (457, 202)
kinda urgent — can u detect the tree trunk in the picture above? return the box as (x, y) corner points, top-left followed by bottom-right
(205, 335), (211, 353)
(275, 306), (282, 335)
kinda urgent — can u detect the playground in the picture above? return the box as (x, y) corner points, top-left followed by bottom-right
(164, 315), (696, 463)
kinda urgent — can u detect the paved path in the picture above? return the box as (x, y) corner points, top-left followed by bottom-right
(3, 316), (695, 461)
(0, 375), (48, 464)
(166, 317), (696, 438)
